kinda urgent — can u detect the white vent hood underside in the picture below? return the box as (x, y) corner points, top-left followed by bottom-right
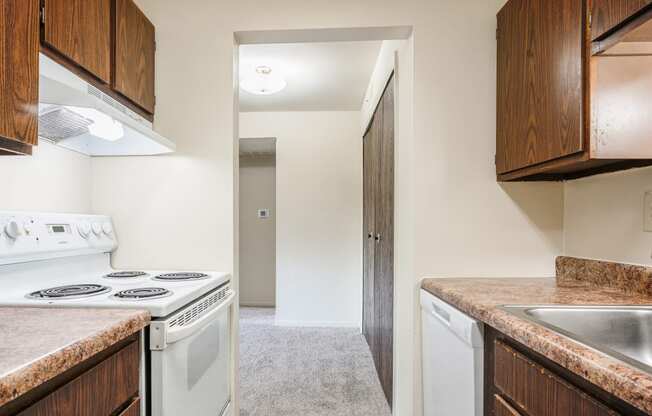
(38, 54), (176, 156)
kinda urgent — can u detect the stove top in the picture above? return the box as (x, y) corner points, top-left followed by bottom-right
(113, 287), (172, 300)
(27, 284), (112, 300)
(104, 271), (148, 279)
(0, 211), (232, 317)
(152, 272), (210, 281)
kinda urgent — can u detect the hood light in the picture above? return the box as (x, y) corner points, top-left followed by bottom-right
(66, 106), (125, 141)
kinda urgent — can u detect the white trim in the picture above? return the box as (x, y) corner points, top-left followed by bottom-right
(275, 319), (361, 328)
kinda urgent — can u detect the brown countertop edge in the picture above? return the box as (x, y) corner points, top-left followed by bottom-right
(0, 308), (150, 407)
(421, 277), (652, 415)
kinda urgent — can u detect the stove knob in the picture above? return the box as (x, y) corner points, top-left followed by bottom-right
(91, 222), (102, 236)
(4, 220), (22, 240)
(23, 221), (33, 235)
(102, 222), (113, 236)
(77, 222), (91, 239)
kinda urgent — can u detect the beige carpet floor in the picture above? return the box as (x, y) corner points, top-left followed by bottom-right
(239, 307), (391, 416)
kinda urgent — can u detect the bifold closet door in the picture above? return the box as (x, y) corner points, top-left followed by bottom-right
(362, 74), (394, 408)
(362, 120), (378, 359)
(374, 77), (394, 406)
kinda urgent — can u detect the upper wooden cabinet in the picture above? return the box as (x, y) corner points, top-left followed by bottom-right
(496, 0), (584, 174)
(114, 0), (156, 114)
(0, 0), (40, 155)
(42, 0), (112, 84)
(497, 0), (652, 181)
(39, 0), (156, 120)
(591, 0), (652, 40)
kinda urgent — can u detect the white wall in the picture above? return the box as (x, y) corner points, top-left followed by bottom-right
(240, 111), (363, 327)
(239, 155), (276, 307)
(361, 40), (403, 133)
(564, 167), (652, 265)
(1, 141), (91, 213)
(91, 1), (564, 414)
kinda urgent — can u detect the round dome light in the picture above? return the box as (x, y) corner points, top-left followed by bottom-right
(241, 66), (287, 96)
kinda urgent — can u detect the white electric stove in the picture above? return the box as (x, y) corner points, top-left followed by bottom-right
(0, 211), (234, 416)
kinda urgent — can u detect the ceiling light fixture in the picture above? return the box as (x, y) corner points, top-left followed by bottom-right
(241, 66), (287, 96)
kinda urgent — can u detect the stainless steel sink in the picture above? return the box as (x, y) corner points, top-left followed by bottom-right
(500, 305), (652, 374)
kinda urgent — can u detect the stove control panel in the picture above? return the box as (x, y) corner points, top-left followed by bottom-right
(0, 212), (118, 265)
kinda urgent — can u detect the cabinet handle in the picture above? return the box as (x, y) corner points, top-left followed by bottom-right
(375, 233), (381, 242)
(367, 232), (374, 239)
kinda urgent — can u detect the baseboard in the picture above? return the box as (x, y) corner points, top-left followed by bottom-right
(240, 301), (276, 307)
(274, 319), (361, 329)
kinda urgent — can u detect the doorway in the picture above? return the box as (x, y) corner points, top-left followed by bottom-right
(233, 26), (413, 416)
(238, 137), (277, 308)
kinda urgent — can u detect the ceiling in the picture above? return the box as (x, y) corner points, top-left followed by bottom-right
(239, 41), (382, 112)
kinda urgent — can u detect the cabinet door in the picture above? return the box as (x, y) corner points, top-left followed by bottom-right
(114, 0), (156, 114)
(591, 0), (652, 40)
(495, 395), (522, 416)
(19, 340), (140, 416)
(494, 341), (619, 416)
(43, 0), (111, 83)
(0, 0), (39, 152)
(496, 0), (584, 174)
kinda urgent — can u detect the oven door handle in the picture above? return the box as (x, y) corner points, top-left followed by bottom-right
(166, 291), (235, 345)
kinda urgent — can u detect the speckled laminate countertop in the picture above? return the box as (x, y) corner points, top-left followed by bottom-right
(421, 277), (652, 415)
(0, 307), (149, 407)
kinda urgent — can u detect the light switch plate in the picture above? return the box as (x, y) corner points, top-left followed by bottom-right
(644, 191), (652, 232)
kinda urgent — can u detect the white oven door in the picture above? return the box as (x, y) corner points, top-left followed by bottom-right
(150, 288), (234, 416)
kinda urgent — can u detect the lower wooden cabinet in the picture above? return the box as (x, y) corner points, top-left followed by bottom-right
(494, 395), (522, 416)
(11, 335), (140, 416)
(494, 341), (617, 416)
(117, 398), (140, 416)
(485, 327), (646, 416)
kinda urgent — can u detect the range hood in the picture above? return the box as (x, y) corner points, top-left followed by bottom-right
(38, 54), (175, 156)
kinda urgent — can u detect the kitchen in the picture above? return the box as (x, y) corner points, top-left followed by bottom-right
(2, 0), (652, 416)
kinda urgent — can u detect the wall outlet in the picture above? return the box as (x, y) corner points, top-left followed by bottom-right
(645, 192), (652, 232)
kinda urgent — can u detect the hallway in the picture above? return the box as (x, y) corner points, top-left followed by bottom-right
(239, 308), (391, 416)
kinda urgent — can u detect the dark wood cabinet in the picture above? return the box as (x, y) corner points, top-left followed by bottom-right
(496, 0), (584, 175)
(1, 335), (141, 416)
(494, 341), (617, 416)
(42, 0), (112, 84)
(484, 327), (647, 416)
(114, 0), (156, 114)
(496, 0), (652, 181)
(591, 0), (652, 40)
(362, 75), (394, 408)
(0, 0), (40, 155)
(494, 395), (522, 416)
(38, 0), (156, 123)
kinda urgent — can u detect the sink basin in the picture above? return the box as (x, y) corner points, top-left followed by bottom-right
(501, 306), (652, 374)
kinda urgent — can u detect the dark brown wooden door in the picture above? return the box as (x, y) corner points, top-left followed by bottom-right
(591, 0), (652, 40)
(114, 0), (156, 114)
(362, 120), (377, 359)
(43, 0), (111, 84)
(362, 75), (394, 408)
(374, 77), (394, 407)
(496, 0), (584, 174)
(0, 0), (39, 154)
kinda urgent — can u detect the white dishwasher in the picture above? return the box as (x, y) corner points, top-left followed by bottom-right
(421, 289), (484, 416)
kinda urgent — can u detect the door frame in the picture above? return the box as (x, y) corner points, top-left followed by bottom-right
(232, 28), (414, 415)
